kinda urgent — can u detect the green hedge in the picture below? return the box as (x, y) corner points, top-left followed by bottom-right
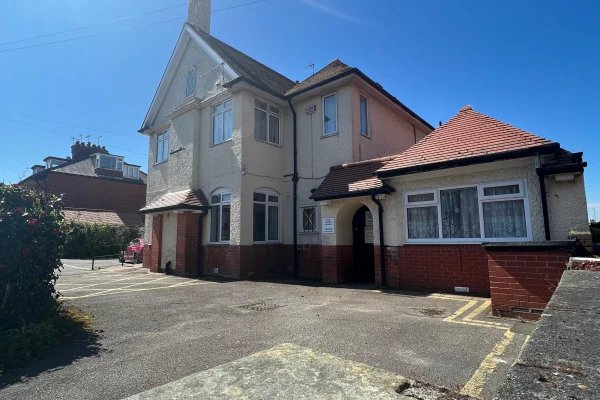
(62, 222), (142, 259)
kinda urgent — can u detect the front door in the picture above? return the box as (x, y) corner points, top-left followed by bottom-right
(352, 206), (374, 282)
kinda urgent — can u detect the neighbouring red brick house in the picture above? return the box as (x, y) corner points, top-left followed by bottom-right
(20, 141), (147, 227)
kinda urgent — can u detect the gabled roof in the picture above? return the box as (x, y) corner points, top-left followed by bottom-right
(191, 25), (296, 96)
(139, 189), (209, 214)
(377, 106), (559, 177)
(286, 59), (352, 96)
(310, 157), (394, 201)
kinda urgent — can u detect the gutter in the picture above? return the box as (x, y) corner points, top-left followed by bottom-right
(310, 185), (394, 202)
(370, 190), (386, 287)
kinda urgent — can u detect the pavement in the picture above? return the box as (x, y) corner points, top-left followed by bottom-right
(495, 270), (600, 399)
(0, 262), (534, 399)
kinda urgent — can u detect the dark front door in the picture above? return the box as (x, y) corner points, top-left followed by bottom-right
(352, 206), (374, 282)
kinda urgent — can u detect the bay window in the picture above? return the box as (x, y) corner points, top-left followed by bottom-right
(405, 180), (530, 242)
(254, 99), (280, 145)
(213, 99), (233, 144)
(210, 191), (231, 243)
(253, 191), (279, 242)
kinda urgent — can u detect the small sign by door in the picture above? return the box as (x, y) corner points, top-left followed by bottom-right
(364, 212), (374, 244)
(322, 217), (335, 234)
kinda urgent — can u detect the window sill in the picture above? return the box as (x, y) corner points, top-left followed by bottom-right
(207, 242), (231, 246)
(153, 160), (168, 166)
(210, 138), (233, 148)
(255, 138), (282, 148)
(360, 132), (371, 140)
(299, 231), (319, 235)
(405, 237), (532, 245)
(322, 132), (339, 139)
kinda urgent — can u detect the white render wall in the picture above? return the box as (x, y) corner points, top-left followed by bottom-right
(546, 173), (590, 239)
(160, 212), (177, 269)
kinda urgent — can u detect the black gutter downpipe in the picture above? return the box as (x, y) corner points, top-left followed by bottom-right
(370, 191), (386, 287)
(536, 168), (551, 241)
(288, 98), (299, 276)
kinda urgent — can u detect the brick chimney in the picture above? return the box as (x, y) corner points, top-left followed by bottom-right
(188, 0), (211, 33)
(71, 141), (109, 162)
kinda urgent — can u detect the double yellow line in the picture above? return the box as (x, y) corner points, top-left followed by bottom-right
(429, 294), (510, 330)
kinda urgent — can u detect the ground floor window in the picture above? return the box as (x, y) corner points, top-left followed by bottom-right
(253, 190), (279, 242)
(405, 180), (530, 242)
(210, 191), (231, 243)
(302, 207), (317, 232)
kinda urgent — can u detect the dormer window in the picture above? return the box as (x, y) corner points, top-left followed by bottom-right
(95, 154), (124, 171)
(124, 165), (139, 179)
(185, 68), (196, 98)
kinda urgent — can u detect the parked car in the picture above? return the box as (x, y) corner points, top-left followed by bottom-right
(120, 238), (144, 264)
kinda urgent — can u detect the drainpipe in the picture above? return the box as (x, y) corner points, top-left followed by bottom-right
(197, 212), (204, 276)
(536, 161), (551, 241)
(288, 98), (299, 276)
(371, 191), (386, 287)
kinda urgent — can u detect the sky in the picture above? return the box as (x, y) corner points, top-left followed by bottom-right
(1, 0), (598, 218)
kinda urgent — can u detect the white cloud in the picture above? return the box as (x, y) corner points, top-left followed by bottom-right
(301, 0), (358, 23)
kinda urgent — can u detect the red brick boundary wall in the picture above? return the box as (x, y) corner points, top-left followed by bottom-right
(374, 245), (489, 295)
(175, 212), (200, 276)
(487, 247), (570, 320)
(321, 245), (353, 283)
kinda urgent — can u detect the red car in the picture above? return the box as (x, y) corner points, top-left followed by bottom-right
(121, 238), (144, 264)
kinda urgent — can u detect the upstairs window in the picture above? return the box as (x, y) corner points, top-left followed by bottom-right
(185, 68), (196, 98)
(96, 154), (124, 171)
(253, 191), (279, 242)
(155, 131), (169, 163)
(359, 95), (369, 136)
(124, 165), (139, 179)
(254, 99), (280, 145)
(323, 93), (338, 136)
(210, 191), (231, 243)
(213, 99), (233, 145)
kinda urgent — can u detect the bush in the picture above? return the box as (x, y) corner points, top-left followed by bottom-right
(590, 221), (600, 244)
(0, 184), (65, 329)
(62, 222), (141, 258)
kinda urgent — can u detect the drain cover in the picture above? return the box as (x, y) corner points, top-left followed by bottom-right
(238, 301), (283, 311)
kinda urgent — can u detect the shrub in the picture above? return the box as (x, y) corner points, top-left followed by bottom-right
(0, 184), (65, 329)
(62, 222), (141, 259)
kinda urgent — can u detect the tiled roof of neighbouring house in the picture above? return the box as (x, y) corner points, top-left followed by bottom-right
(139, 189), (209, 213)
(63, 208), (143, 227)
(191, 24), (296, 96)
(310, 157), (394, 201)
(51, 159), (147, 184)
(377, 106), (558, 176)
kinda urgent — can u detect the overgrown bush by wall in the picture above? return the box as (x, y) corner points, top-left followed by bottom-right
(62, 222), (142, 259)
(0, 184), (65, 329)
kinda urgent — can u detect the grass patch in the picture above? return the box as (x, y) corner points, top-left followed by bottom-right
(0, 306), (94, 372)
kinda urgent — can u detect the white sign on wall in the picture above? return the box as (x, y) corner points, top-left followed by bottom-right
(364, 212), (374, 244)
(305, 104), (316, 115)
(322, 217), (335, 234)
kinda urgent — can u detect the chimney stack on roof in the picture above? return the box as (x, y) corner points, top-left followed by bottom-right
(188, 0), (211, 33)
(71, 140), (109, 162)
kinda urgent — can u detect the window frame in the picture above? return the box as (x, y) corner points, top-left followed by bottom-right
(404, 180), (532, 244)
(322, 93), (338, 136)
(252, 189), (280, 243)
(124, 165), (139, 179)
(96, 154), (124, 171)
(359, 95), (369, 137)
(212, 99), (233, 145)
(209, 190), (231, 244)
(155, 130), (169, 164)
(185, 67), (196, 98)
(254, 98), (281, 146)
(301, 206), (318, 233)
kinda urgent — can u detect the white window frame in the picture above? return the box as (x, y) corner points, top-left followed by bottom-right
(359, 95), (369, 136)
(155, 130), (169, 164)
(322, 93), (338, 136)
(185, 67), (196, 98)
(96, 154), (124, 171)
(254, 98), (281, 145)
(404, 180), (532, 244)
(253, 188), (280, 243)
(301, 206), (318, 233)
(209, 189), (231, 244)
(212, 99), (233, 145)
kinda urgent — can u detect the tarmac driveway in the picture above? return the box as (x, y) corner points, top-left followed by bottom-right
(0, 263), (533, 399)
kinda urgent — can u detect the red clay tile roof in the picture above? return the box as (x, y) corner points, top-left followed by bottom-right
(63, 208), (142, 226)
(310, 157), (395, 201)
(139, 189), (209, 213)
(377, 106), (557, 176)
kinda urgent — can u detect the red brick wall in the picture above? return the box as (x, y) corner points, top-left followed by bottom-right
(149, 215), (162, 273)
(322, 245), (353, 284)
(239, 245), (292, 278)
(375, 245), (489, 295)
(204, 245), (241, 278)
(46, 172), (146, 213)
(298, 245), (322, 279)
(175, 212), (200, 276)
(487, 248), (569, 319)
(143, 244), (152, 270)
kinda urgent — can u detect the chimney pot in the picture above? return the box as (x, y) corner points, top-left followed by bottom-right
(188, 0), (211, 33)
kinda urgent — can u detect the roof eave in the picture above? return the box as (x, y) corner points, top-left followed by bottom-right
(377, 143), (561, 178)
(139, 204), (210, 214)
(310, 185), (394, 202)
(223, 76), (287, 99)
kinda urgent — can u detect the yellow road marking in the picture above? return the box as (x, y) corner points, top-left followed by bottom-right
(461, 330), (515, 398)
(428, 294), (511, 329)
(444, 300), (478, 322)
